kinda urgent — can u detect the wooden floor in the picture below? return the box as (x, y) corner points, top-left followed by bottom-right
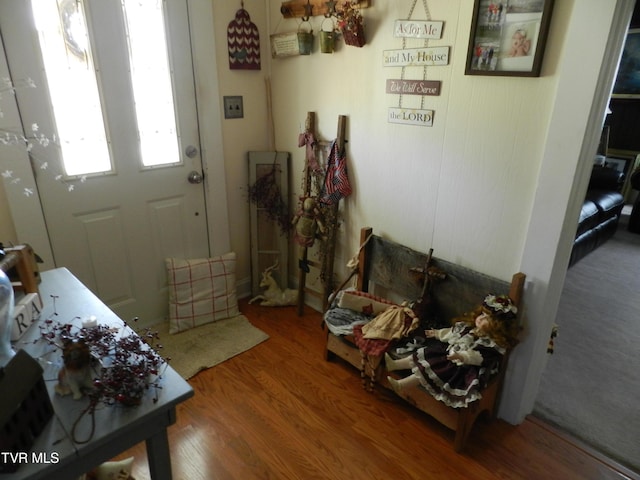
(115, 299), (638, 480)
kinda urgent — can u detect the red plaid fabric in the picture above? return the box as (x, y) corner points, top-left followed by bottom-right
(353, 324), (392, 356)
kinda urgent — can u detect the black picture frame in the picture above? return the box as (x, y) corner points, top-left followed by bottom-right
(465, 0), (555, 77)
(611, 29), (640, 98)
(604, 156), (632, 176)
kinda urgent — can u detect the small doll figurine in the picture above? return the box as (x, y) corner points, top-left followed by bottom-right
(55, 338), (94, 400)
(385, 294), (520, 408)
(291, 196), (325, 247)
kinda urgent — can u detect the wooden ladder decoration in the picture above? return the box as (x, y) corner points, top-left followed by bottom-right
(297, 113), (347, 315)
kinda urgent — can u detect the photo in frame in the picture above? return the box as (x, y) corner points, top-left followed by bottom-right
(612, 29), (640, 98)
(604, 156), (631, 176)
(465, 0), (555, 77)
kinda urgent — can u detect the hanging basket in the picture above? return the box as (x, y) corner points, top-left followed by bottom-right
(298, 21), (313, 55)
(320, 17), (335, 54)
(342, 23), (366, 47)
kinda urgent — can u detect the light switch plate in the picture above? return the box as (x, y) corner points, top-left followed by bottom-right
(223, 95), (244, 119)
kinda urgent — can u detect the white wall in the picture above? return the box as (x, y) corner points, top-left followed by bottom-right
(268, 1), (551, 282)
(209, 1), (272, 293)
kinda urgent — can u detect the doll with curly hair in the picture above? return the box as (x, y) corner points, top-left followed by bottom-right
(385, 294), (520, 408)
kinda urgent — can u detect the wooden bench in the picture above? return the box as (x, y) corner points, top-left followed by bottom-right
(324, 226), (525, 452)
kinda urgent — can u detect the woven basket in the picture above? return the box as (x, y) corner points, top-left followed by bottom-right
(342, 24), (365, 47)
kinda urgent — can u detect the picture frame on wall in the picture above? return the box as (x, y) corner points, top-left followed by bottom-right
(611, 29), (640, 98)
(465, 0), (555, 77)
(604, 156), (632, 176)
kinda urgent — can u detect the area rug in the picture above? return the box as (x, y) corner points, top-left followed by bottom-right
(151, 314), (269, 380)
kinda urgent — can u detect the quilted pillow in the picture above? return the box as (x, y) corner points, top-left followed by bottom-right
(166, 252), (239, 334)
(337, 290), (395, 316)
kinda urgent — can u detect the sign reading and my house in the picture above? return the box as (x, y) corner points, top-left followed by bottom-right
(383, 46), (450, 67)
(386, 20), (448, 127)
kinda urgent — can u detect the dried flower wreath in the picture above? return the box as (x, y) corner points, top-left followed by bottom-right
(248, 163), (290, 235)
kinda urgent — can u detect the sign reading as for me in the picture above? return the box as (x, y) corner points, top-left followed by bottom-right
(394, 20), (443, 39)
(388, 108), (434, 127)
(383, 47), (449, 67)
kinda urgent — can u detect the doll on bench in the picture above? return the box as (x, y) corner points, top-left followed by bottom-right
(386, 294), (520, 408)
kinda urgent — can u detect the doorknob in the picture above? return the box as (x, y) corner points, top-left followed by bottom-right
(187, 170), (204, 184)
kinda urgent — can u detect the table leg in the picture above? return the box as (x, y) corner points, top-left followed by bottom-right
(146, 429), (172, 480)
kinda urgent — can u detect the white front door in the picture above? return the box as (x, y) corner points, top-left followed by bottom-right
(0, 0), (212, 325)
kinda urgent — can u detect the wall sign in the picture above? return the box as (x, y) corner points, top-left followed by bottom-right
(270, 32), (300, 58)
(393, 20), (443, 39)
(386, 79), (441, 96)
(383, 47), (450, 67)
(388, 108), (434, 127)
(11, 293), (41, 341)
(385, 0), (446, 127)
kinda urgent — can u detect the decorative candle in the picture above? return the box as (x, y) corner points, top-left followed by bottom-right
(82, 315), (98, 328)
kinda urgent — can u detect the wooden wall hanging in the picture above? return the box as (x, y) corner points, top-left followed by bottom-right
(280, 0), (370, 19)
(384, 0), (447, 127)
(228, 3), (261, 70)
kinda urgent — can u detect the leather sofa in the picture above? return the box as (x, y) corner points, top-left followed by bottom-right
(627, 168), (640, 233)
(569, 166), (625, 267)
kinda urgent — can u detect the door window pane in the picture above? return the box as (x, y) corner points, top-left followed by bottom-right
(122, 0), (180, 168)
(31, 0), (111, 177)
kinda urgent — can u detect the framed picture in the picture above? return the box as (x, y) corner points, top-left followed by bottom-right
(465, 0), (555, 77)
(612, 29), (640, 98)
(604, 156), (632, 176)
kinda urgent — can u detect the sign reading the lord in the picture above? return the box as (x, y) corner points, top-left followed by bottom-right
(388, 108), (434, 127)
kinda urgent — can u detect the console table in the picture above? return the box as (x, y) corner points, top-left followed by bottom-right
(4, 268), (194, 480)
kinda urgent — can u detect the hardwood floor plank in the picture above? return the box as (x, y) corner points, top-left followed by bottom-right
(112, 300), (637, 480)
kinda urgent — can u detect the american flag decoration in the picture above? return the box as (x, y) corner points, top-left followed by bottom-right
(320, 139), (352, 205)
(227, 3), (260, 70)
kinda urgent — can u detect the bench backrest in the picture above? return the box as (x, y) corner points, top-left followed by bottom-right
(355, 227), (524, 322)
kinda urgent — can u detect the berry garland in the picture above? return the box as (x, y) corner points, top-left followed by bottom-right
(38, 313), (167, 408)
